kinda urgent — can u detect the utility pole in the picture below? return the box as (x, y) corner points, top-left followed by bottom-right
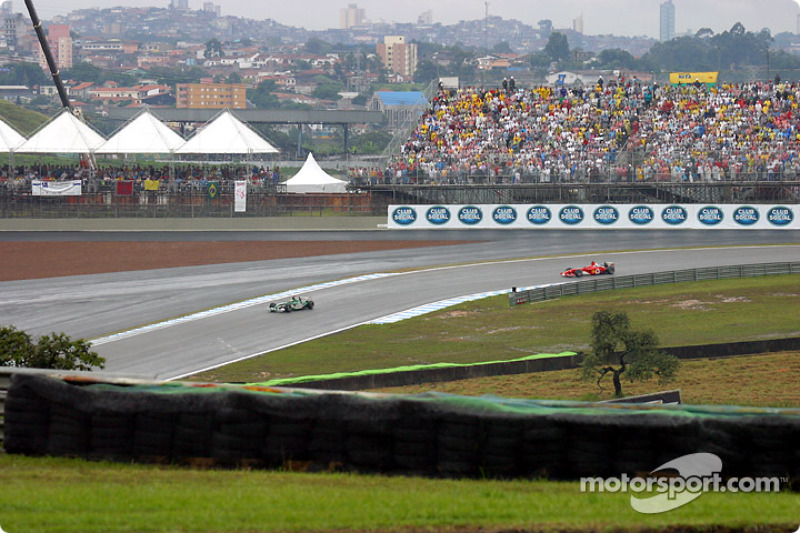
(485, 1), (490, 54)
(481, 1), (489, 89)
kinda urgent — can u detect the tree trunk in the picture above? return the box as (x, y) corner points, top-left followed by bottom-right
(612, 369), (623, 397)
(614, 353), (627, 397)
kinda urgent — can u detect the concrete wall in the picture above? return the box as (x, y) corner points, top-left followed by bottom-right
(0, 217), (388, 232)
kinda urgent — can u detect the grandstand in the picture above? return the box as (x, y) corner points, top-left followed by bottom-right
(362, 80), (800, 205)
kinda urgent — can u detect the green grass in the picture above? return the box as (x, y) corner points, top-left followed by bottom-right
(190, 274), (800, 384)
(0, 455), (796, 533)
(0, 100), (49, 135)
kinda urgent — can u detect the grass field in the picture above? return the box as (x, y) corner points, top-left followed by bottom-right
(0, 455), (796, 533)
(3, 273), (800, 532)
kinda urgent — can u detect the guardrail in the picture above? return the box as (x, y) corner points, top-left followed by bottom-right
(509, 261), (800, 306)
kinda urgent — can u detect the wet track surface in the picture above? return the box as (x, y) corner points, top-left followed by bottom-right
(1, 230), (798, 380)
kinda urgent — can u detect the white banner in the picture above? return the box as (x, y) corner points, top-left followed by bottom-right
(31, 180), (82, 196)
(234, 180), (247, 212)
(388, 204), (800, 230)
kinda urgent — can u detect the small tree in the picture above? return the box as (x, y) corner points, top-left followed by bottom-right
(544, 32), (570, 63)
(0, 325), (105, 371)
(580, 311), (679, 398)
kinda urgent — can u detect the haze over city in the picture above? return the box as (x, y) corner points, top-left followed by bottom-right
(23, 0), (800, 38)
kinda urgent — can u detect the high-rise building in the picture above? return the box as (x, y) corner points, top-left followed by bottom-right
(203, 2), (220, 16)
(340, 4), (365, 29)
(660, 0), (675, 42)
(39, 24), (72, 71)
(1, 11), (25, 50)
(170, 0), (189, 9)
(376, 36), (418, 79)
(572, 13), (584, 34)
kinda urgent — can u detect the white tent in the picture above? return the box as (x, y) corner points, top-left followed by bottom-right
(15, 108), (106, 153)
(0, 118), (26, 152)
(284, 152), (348, 193)
(95, 108), (185, 154)
(175, 109), (278, 155)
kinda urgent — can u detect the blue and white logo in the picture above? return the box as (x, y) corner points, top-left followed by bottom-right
(392, 206), (417, 226)
(628, 205), (655, 225)
(426, 206), (451, 225)
(661, 205), (688, 226)
(527, 205), (552, 225)
(559, 205), (584, 225)
(698, 206), (724, 226)
(458, 205), (483, 225)
(733, 206), (759, 226)
(492, 205), (517, 225)
(767, 206), (794, 227)
(593, 206), (619, 225)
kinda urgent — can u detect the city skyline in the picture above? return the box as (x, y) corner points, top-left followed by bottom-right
(20, 0), (800, 39)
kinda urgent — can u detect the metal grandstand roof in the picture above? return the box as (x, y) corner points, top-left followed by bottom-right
(374, 91), (427, 107)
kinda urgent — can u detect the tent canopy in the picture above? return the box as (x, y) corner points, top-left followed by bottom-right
(175, 109), (278, 155)
(0, 118), (26, 153)
(284, 152), (347, 193)
(95, 108), (185, 154)
(15, 108), (106, 154)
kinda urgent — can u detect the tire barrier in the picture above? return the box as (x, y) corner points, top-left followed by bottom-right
(5, 374), (800, 482)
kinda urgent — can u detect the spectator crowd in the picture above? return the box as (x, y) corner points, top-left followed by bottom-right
(384, 78), (800, 184)
(0, 164), (283, 194)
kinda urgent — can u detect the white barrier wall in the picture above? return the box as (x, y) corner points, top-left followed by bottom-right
(388, 204), (800, 229)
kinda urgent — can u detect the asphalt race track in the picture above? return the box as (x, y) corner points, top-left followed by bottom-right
(1, 229), (798, 380)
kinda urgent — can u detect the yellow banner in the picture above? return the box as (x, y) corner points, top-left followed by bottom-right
(670, 72), (718, 85)
(143, 178), (160, 191)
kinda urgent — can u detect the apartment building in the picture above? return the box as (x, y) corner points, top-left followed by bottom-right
(39, 24), (73, 71)
(376, 36), (417, 79)
(175, 82), (246, 109)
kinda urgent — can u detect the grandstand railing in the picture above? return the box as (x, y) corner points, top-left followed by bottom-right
(509, 262), (800, 307)
(0, 183), (384, 218)
(2, 180), (797, 218)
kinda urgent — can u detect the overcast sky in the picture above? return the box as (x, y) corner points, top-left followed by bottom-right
(25, 0), (800, 38)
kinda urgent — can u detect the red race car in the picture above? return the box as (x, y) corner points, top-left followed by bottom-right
(561, 261), (615, 277)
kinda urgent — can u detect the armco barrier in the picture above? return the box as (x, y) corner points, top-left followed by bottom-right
(510, 261), (800, 306)
(260, 352), (580, 391)
(4, 373), (800, 481)
(251, 337), (800, 391)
